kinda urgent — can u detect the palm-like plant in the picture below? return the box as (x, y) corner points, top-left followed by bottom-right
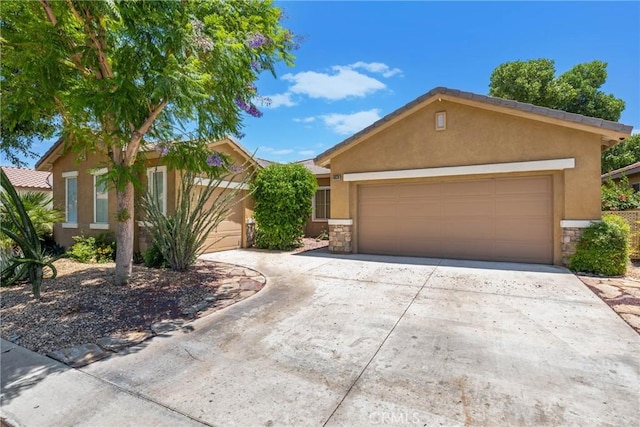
(0, 169), (57, 298)
(14, 191), (64, 237)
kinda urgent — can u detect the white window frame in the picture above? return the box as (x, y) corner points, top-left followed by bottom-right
(147, 165), (167, 216)
(90, 168), (109, 230)
(435, 111), (447, 131)
(312, 186), (331, 222)
(62, 171), (78, 228)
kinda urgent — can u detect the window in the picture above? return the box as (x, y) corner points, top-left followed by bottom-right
(435, 111), (446, 131)
(147, 166), (167, 215)
(91, 168), (108, 229)
(313, 187), (331, 221)
(633, 183), (640, 193)
(62, 171), (78, 228)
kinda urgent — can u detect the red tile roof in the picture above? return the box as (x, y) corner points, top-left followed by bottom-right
(1, 166), (52, 190)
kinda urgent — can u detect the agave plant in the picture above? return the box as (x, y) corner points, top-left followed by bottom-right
(0, 169), (57, 298)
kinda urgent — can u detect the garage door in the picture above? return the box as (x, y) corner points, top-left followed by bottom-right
(358, 176), (552, 263)
(200, 190), (243, 253)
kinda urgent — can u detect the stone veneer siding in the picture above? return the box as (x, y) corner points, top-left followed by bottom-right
(561, 227), (586, 266)
(329, 224), (352, 253)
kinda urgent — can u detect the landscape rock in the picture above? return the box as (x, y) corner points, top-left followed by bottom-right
(96, 331), (153, 352)
(151, 320), (184, 335)
(48, 343), (110, 368)
(194, 301), (210, 312)
(239, 278), (262, 291)
(181, 307), (198, 318)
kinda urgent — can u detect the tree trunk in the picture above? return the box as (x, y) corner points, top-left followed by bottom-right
(114, 181), (134, 285)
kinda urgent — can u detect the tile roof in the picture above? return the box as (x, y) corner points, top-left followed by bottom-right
(255, 158), (273, 168)
(1, 166), (52, 189)
(601, 161), (640, 181)
(316, 86), (634, 164)
(297, 159), (330, 175)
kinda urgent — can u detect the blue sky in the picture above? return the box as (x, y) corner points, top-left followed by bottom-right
(17, 1), (640, 167)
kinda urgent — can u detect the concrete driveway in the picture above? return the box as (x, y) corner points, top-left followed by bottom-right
(3, 250), (639, 426)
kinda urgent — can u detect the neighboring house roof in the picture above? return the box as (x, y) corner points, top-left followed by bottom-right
(601, 162), (640, 181)
(1, 166), (52, 190)
(297, 159), (330, 176)
(255, 158), (273, 168)
(315, 87), (634, 166)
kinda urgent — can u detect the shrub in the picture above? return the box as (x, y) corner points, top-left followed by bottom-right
(601, 176), (640, 211)
(69, 233), (116, 263)
(142, 149), (249, 271)
(252, 163), (317, 250)
(143, 241), (167, 269)
(569, 215), (630, 276)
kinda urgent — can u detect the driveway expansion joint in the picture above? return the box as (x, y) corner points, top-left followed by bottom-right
(322, 260), (443, 426)
(78, 367), (213, 427)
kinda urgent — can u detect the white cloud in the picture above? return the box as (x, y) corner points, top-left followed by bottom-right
(298, 150), (316, 156)
(282, 68), (385, 100)
(632, 128), (639, 135)
(259, 147), (294, 156)
(320, 109), (382, 135)
(263, 93), (296, 108)
(293, 117), (316, 123)
(348, 61), (403, 78)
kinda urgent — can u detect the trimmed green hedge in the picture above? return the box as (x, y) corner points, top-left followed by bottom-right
(569, 215), (629, 276)
(251, 163), (317, 250)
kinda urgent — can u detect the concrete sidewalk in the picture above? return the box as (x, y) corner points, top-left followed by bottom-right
(1, 340), (203, 426)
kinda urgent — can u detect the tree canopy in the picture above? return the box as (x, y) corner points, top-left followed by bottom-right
(602, 134), (640, 174)
(0, 0), (297, 284)
(489, 59), (625, 121)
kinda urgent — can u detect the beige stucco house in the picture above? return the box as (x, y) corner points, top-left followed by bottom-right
(315, 87), (633, 265)
(35, 137), (258, 253)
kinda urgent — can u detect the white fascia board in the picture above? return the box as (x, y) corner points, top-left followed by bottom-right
(193, 177), (249, 190)
(343, 158), (575, 182)
(560, 220), (600, 228)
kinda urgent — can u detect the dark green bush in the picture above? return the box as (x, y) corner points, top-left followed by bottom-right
(69, 232), (116, 263)
(569, 215), (630, 276)
(251, 163), (318, 250)
(143, 242), (167, 269)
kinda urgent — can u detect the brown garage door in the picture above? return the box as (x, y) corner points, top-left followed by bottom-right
(200, 190), (243, 253)
(358, 176), (552, 263)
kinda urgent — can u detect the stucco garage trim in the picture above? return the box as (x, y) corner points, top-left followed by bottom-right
(560, 220), (600, 228)
(328, 219), (354, 226)
(343, 158), (575, 182)
(193, 177), (250, 190)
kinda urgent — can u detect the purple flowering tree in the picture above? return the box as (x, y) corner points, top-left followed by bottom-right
(2, 0), (298, 284)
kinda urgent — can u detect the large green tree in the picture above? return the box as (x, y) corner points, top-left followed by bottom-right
(489, 59), (625, 121)
(602, 134), (640, 174)
(1, 0), (296, 284)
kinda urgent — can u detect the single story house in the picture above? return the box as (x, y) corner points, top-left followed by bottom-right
(1, 166), (52, 199)
(35, 137), (258, 254)
(601, 161), (640, 191)
(32, 86), (633, 265)
(314, 87), (633, 265)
